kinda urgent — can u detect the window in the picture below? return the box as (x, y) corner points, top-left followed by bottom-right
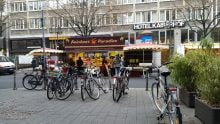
(106, 14), (111, 25)
(11, 19), (27, 30)
(15, 3), (19, 11)
(160, 10), (165, 21)
(29, 18), (42, 29)
(117, 0), (122, 4)
(160, 31), (165, 44)
(96, 15), (102, 26)
(63, 18), (69, 28)
(28, 1), (45, 11)
(136, 0), (149, 3)
(166, 10), (170, 20)
(10, 3), (14, 12)
(128, 12), (134, 23)
(136, 12), (141, 23)
(142, 11), (150, 22)
(90, 0), (105, 6)
(112, 13), (123, 24)
(152, 10), (157, 22)
(171, 10), (176, 20)
(50, 17), (64, 28)
(122, 13), (128, 24)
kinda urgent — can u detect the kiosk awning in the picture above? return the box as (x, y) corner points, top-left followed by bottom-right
(123, 43), (169, 51)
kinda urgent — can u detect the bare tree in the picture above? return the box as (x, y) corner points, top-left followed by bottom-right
(176, 0), (220, 39)
(49, 0), (118, 37)
(0, 0), (8, 37)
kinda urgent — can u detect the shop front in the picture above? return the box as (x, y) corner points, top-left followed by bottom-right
(123, 43), (169, 77)
(64, 36), (125, 67)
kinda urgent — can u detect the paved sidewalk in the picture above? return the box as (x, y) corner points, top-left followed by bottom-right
(0, 88), (202, 124)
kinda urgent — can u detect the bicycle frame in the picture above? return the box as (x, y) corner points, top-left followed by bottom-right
(151, 62), (182, 124)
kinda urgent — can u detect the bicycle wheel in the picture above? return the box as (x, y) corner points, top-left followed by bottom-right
(168, 95), (182, 124)
(81, 84), (86, 101)
(112, 79), (122, 102)
(99, 77), (109, 93)
(168, 105), (182, 124)
(34, 76), (47, 90)
(151, 82), (166, 112)
(47, 80), (55, 100)
(86, 78), (100, 100)
(22, 75), (37, 90)
(55, 79), (72, 100)
(68, 76), (76, 94)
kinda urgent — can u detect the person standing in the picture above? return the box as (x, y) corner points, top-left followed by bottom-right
(76, 57), (84, 75)
(101, 56), (108, 76)
(113, 54), (121, 76)
(31, 58), (37, 71)
(68, 58), (79, 90)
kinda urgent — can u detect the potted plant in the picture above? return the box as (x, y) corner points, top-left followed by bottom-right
(169, 53), (198, 107)
(195, 55), (220, 124)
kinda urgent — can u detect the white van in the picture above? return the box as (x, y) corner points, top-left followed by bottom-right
(0, 55), (15, 74)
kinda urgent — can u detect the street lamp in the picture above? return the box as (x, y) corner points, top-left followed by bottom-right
(55, 23), (62, 49)
(41, 2), (47, 90)
(166, 21), (174, 57)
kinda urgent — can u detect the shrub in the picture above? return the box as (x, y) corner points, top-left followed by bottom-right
(169, 50), (214, 92)
(197, 57), (220, 106)
(169, 54), (197, 91)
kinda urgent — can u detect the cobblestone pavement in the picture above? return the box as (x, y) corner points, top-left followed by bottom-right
(0, 88), (202, 124)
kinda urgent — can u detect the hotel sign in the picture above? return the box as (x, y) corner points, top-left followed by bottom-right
(133, 20), (185, 30)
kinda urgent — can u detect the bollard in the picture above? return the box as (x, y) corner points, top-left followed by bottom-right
(145, 70), (149, 91)
(13, 56), (17, 90)
(13, 70), (17, 90)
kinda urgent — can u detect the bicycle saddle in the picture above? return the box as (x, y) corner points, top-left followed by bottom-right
(160, 71), (171, 77)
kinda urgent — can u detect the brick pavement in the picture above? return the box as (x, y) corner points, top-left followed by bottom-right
(0, 87), (202, 124)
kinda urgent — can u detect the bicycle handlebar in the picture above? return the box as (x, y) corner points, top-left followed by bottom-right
(149, 62), (173, 69)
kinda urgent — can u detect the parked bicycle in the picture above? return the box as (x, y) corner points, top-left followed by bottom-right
(151, 62), (182, 124)
(22, 69), (48, 90)
(112, 67), (130, 102)
(80, 67), (100, 101)
(46, 69), (73, 100)
(93, 68), (109, 93)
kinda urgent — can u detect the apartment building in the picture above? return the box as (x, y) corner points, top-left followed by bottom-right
(6, 0), (220, 55)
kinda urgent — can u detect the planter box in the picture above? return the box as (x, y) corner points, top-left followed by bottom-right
(179, 88), (197, 108)
(195, 98), (220, 124)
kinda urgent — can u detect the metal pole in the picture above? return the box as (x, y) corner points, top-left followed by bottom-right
(145, 69), (148, 91)
(13, 56), (17, 90)
(41, 9), (46, 90)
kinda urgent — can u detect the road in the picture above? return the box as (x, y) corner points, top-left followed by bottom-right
(0, 69), (154, 89)
(0, 71), (25, 89)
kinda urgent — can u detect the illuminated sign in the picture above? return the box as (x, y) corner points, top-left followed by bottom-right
(133, 20), (185, 30)
(65, 37), (124, 46)
(64, 36), (125, 51)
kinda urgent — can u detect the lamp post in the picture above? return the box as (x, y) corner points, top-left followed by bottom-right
(167, 21), (173, 57)
(55, 24), (62, 49)
(41, 4), (47, 90)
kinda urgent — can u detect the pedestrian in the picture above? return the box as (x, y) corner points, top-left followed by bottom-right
(31, 57), (37, 71)
(76, 57), (84, 75)
(113, 54), (121, 76)
(101, 56), (108, 76)
(68, 58), (79, 90)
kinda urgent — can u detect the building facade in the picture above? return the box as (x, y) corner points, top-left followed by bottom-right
(6, 0), (220, 56)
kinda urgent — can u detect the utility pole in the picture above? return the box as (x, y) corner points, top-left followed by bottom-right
(41, 3), (47, 90)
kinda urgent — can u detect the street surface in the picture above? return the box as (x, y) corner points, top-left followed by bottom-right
(0, 68), (202, 124)
(0, 69), (151, 89)
(0, 69), (202, 124)
(0, 88), (202, 124)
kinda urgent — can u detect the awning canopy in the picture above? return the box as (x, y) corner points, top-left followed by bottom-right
(26, 48), (64, 56)
(123, 43), (169, 51)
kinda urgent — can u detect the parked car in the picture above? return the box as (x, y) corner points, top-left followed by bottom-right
(0, 55), (15, 74)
